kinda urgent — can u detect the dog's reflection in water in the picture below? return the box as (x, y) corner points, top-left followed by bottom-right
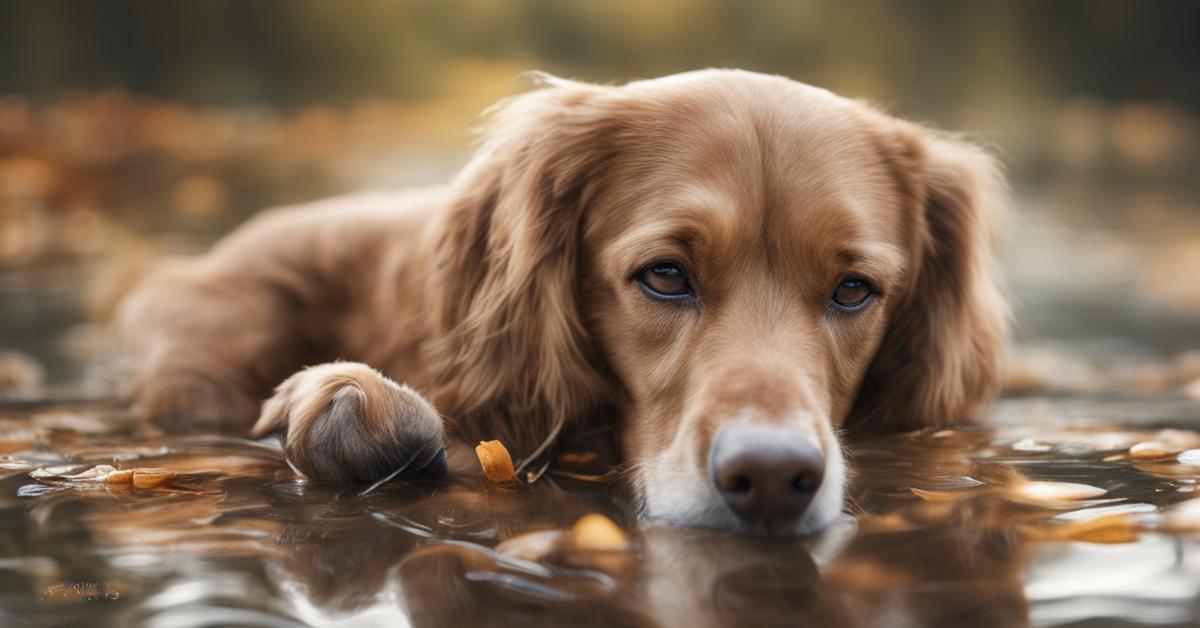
(86, 482), (1024, 628)
(273, 505), (1027, 628)
(75, 433), (1031, 627)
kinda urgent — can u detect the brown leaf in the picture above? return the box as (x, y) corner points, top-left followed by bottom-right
(475, 440), (516, 483)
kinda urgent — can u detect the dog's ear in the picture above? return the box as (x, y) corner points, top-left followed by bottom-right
(426, 77), (623, 466)
(849, 124), (1009, 431)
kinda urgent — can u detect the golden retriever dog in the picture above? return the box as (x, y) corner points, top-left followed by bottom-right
(117, 69), (1007, 535)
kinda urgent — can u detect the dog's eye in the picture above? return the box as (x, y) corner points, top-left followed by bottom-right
(636, 261), (693, 301)
(831, 278), (873, 310)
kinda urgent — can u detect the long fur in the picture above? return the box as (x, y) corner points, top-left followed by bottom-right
(117, 70), (1008, 531)
(846, 120), (1009, 432)
(421, 81), (623, 467)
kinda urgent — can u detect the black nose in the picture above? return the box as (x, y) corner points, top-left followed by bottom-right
(710, 426), (825, 523)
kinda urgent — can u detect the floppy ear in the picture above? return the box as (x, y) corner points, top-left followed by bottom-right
(849, 125), (1009, 431)
(425, 77), (624, 468)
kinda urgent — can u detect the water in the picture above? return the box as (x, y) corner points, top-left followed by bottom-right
(1, 399), (1198, 628)
(2, 95), (1200, 627)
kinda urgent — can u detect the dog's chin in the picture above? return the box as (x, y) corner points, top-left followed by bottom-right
(635, 440), (846, 538)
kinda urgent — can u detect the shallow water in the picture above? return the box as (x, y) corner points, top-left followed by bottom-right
(3, 95), (1200, 627)
(4, 206), (1200, 626)
(2, 399), (1200, 628)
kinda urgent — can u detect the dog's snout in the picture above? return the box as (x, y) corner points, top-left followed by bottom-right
(710, 425), (825, 524)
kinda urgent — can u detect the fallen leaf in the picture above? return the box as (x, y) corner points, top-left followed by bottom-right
(1012, 438), (1053, 452)
(1010, 480), (1107, 505)
(31, 464), (116, 482)
(107, 469), (133, 484)
(567, 513), (628, 551)
(1129, 441), (1176, 459)
(475, 440), (516, 483)
(131, 468), (175, 488)
(495, 529), (565, 562)
(1042, 514), (1141, 544)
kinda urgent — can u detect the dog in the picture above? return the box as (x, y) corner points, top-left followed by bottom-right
(117, 69), (1008, 535)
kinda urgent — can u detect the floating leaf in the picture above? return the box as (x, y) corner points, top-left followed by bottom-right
(1177, 449), (1200, 466)
(1129, 441), (1176, 459)
(1010, 481), (1107, 505)
(131, 468), (175, 488)
(30, 464), (115, 482)
(107, 469), (133, 484)
(1046, 514), (1140, 544)
(568, 514), (629, 551)
(495, 529), (564, 562)
(475, 440), (516, 483)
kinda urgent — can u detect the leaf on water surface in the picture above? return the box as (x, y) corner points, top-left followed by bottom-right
(30, 464), (178, 490)
(494, 515), (630, 576)
(107, 469), (134, 484)
(1177, 449), (1200, 466)
(17, 483), (61, 498)
(1128, 441), (1178, 459)
(1009, 480), (1107, 505)
(475, 440), (517, 483)
(130, 468), (175, 488)
(1130, 458), (1200, 480)
(495, 529), (566, 562)
(1038, 513), (1141, 544)
(30, 464), (115, 482)
(1012, 438), (1054, 452)
(567, 514), (629, 551)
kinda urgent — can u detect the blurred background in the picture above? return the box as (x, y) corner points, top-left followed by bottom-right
(1, 0), (1198, 404)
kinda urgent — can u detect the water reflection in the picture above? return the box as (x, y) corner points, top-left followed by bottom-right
(2, 405), (1199, 627)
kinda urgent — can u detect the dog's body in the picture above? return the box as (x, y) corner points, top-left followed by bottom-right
(119, 70), (1007, 535)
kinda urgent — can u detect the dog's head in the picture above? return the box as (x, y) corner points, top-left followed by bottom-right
(429, 70), (1007, 535)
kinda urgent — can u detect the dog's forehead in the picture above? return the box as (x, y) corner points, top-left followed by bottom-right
(605, 77), (910, 257)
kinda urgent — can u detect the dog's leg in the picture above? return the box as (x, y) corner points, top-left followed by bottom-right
(117, 256), (305, 431)
(252, 362), (447, 483)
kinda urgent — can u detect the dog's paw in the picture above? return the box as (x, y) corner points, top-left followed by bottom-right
(252, 362), (446, 483)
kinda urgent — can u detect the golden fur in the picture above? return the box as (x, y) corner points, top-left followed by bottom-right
(117, 70), (1007, 533)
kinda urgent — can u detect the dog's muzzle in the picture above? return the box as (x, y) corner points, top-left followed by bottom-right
(709, 424), (826, 526)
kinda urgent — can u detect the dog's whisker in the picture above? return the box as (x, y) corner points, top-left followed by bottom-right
(359, 439), (440, 497)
